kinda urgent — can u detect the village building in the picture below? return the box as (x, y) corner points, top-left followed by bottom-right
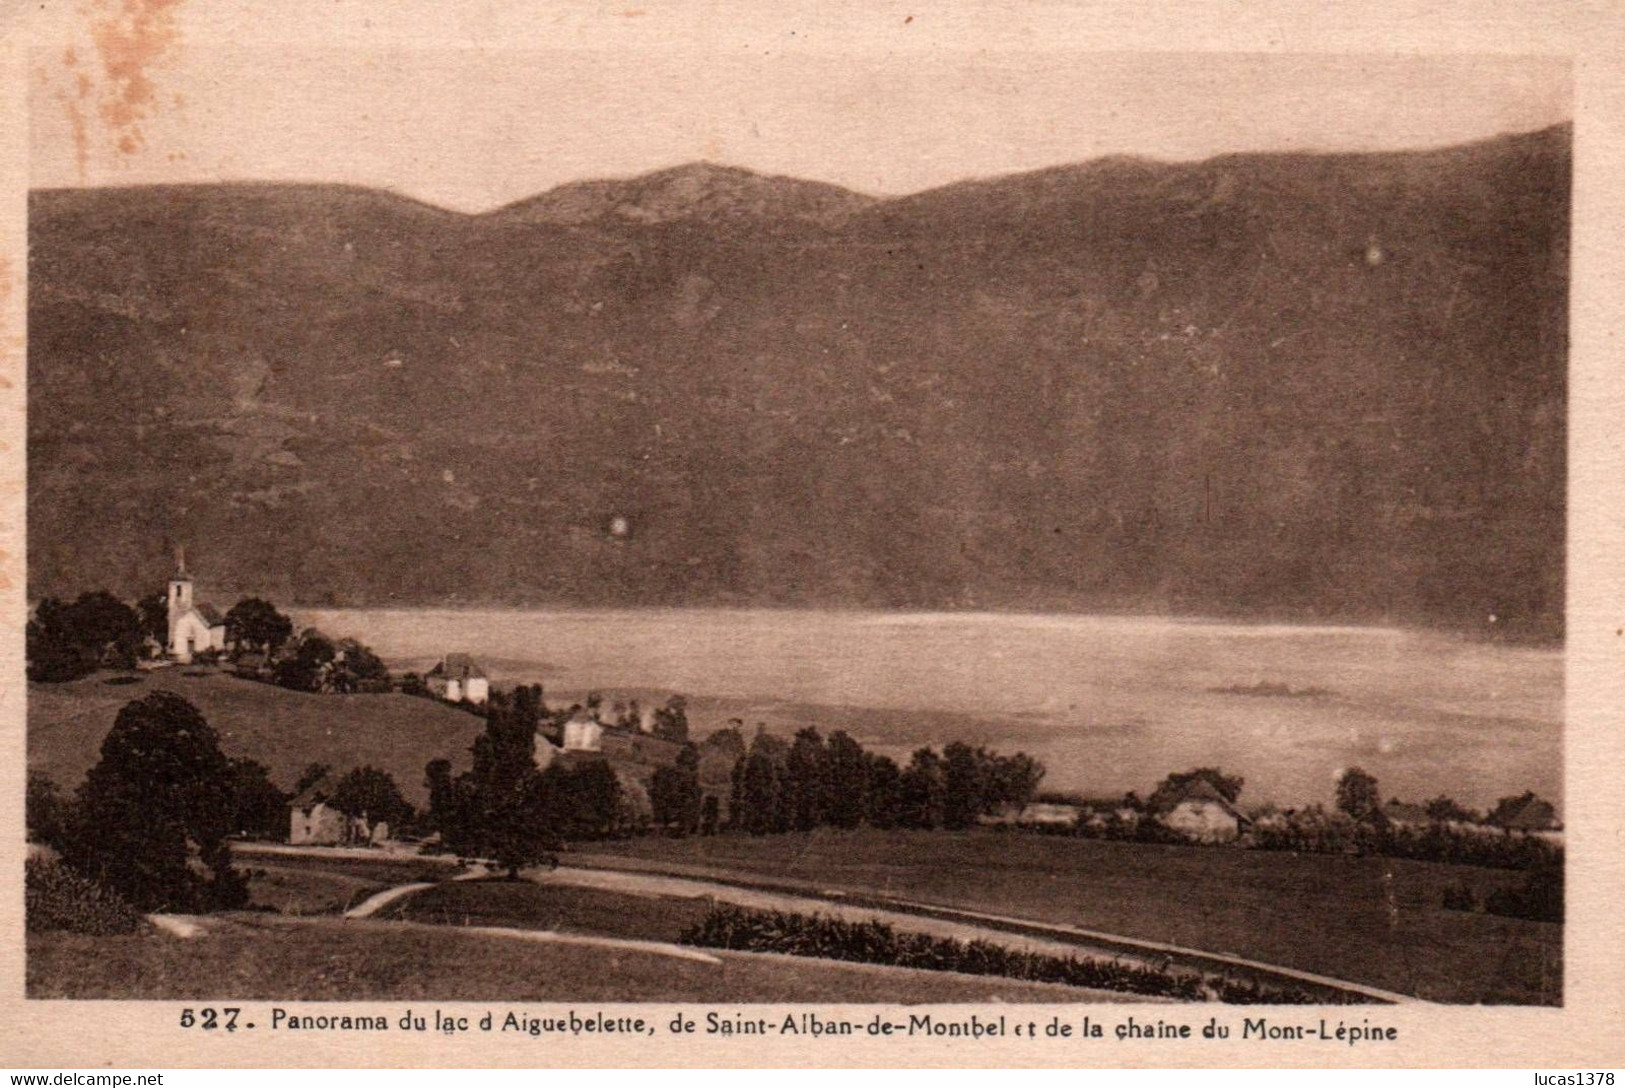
(426, 653), (490, 705)
(1497, 794), (1562, 836)
(1014, 802), (1082, 829)
(1381, 800), (1431, 828)
(1156, 779), (1249, 843)
(561, 709), (604, 752)
(166, 552), (227, 663)
(287, 774), (382, 846)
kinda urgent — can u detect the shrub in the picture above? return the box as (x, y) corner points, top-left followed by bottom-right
(678, 904), (1360, 1004)
(26, 858), (143, 935)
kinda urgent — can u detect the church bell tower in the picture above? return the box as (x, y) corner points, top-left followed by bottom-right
(167, 546), (194, 652)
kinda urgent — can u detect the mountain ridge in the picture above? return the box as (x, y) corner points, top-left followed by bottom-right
(28, 125), (1569, 640)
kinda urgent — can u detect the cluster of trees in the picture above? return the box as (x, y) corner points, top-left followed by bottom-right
(269, 629), (391, 694)
(24, 588), (396, 696)
(724, 728), (1044, 835)
(26, 592), (152, 682)
(422, 687), (626, 875)
(1242, 767), (1564, 871)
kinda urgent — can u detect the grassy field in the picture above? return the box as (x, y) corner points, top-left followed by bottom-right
(28, 669), (483, 803)
(580, 828), (1562, 1004)
(26, 914), (1131, 1002)
(379, 879), (711, 940)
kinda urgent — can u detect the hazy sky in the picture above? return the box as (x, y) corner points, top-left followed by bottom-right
(28, 4), (1571, 212)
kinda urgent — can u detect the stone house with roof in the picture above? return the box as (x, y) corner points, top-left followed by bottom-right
(1157, 778), (1249, 843)
(288, 774), (364, 845)
(426, 653), (489, 705)
(1381, 800), (1431, 829)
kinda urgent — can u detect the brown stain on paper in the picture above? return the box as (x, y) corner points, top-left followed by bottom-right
(59, 0), (185, 174)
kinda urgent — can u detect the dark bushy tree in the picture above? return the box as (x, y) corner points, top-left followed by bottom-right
(1336, 767), (1382, 824)
(329, 766), (415, 832)
(227, 758), (288, 838)
(136, 592), (169, 648)
(899, 748), (947, 829)
(865, 753), (903, 829)
(27, 592), (145, 681)
(942, 742), (985, 830)
(650, 743), (703, 834)
(274, 631), (336, 692)
(331, 638), (392, 693)
(63, 692), (246, 911)
(652, 695), (690, 744)
(734, 730), (789, 834)
(27, 771), (70, 847)
(822, 731), (870, 829)
(783, 727), (828, 832)
(223, 598), (294, 655)
(545, 760), (622, 840)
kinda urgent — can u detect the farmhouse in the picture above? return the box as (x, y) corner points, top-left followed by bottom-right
(1157, 779), (1248, 843)
(288, 774), (366, 845)
(165, 553), (227, 663)
(561, 708), (604, 752)
(1015, 802), (1082, 829)
(426, 653), (490, 705)
(1497, 794), (1561, 835)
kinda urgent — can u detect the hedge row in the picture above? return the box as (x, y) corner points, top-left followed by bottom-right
(678, 904), (1362, 1004)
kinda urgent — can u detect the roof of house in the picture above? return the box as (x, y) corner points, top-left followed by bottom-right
(1162, 778), (1246, 820)
(1382, 801), (1431, 823)
(428, 653), (486, 681)
(195, 603), (225, 626)
(288, 774), (337, 810)
(1500, 795), (1559, 830)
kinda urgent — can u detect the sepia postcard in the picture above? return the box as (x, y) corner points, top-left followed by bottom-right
(2, 0), (1623, 1070)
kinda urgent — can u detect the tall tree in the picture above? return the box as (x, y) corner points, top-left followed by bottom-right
(650, 745), (703, 835)
(899, 747), (947, 830)
(737, 730), (789, 834)
(227, 758), (288, 839)
(942, 742), (986, 830)
(822, 731), (870, 829)
(329, 766), (415, 833)
(222, 598), (294, 655)
(652, 694), (690, 744)
(1335, 766), (1382, 824)
(783, 727), (828, 832)
(64, 692), (246, 911)
(864, 754), (903, 829)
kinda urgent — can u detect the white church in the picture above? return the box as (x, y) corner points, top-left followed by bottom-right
(166, 551), (227, 663)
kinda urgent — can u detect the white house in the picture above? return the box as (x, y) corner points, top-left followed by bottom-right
(426, 653), (490, 705)
(562, 709), (604, 752)
(1158, 779), (1248, 843)
(166, 553), (227, 663)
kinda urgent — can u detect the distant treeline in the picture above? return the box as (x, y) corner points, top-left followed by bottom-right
(721, 728), (1044, 836)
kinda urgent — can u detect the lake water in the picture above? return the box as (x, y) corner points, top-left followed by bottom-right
(298, 608), (1562, 811)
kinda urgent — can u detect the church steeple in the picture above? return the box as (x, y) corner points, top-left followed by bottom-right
(167, 546), (194, 646)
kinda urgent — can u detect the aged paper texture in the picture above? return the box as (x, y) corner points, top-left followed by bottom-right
(1, 0), (1623, 1069)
